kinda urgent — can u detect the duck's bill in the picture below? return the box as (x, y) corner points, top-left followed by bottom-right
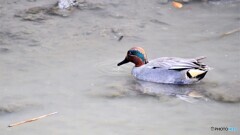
(117, 58), (129, 66)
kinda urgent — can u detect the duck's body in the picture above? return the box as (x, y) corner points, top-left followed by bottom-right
(131, 57), (208, 84)
(118, 47), (209, 84)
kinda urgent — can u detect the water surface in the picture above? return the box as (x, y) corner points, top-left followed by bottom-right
(0, 0), (240, 135)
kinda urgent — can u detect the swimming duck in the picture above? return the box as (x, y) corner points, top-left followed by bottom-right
(117, 47), (209, 84)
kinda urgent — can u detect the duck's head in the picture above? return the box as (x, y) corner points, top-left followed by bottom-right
(117, 47), (148, 67)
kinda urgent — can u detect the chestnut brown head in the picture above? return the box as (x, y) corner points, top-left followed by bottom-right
(117, 47), (148, 67)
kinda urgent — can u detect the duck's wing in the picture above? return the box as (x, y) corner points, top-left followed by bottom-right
(148, 57), (208, 71)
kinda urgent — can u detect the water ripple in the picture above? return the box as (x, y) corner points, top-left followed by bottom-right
(94, 60), (132, 76)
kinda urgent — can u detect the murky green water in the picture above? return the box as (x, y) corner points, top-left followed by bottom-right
(0, 0), (239, 135)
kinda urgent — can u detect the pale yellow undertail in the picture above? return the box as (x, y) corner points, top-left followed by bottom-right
(188, 69), (206, 78)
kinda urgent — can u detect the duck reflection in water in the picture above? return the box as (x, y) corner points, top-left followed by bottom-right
(129, 80), (208, 103)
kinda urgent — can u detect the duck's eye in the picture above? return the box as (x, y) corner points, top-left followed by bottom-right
(128, 51), (132, 55)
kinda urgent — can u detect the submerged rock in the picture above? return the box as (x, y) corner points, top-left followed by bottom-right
(25, 6), (45, 14)
(0, 102), (39, 115)
(150, 19), (169, 25)
(0, 48), (10, 53)
(15, 6), (74, 21)
(14, 0), (106, 22)
(15, 13), (47, 22)
(46, 6), (75, 17)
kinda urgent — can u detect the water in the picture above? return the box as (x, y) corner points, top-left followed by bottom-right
(0, 0), (240, 134)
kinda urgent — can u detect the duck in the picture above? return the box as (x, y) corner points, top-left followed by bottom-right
(117, 47), (209, 84)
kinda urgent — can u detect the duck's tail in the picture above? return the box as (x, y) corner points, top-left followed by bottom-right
(194, 56), (213, 71)
(195, 56), (207, 61)
(187, 56), (212, 81)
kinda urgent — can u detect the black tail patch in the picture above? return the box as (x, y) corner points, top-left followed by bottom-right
(186, 71), (192, 78)
(196, 71), (208, 80)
